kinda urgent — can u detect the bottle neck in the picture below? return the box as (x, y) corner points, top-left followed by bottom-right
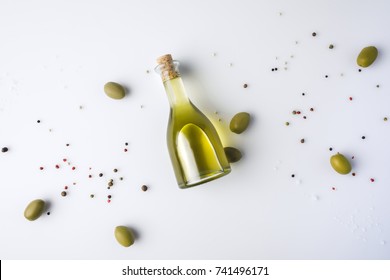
(163, 77), (190, 108)
(155, 59), (189, 108)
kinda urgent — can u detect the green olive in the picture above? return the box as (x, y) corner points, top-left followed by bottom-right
(114, 226), (134, 247)
(24, 199), (45, 221)
(230, 112), (251, 134)
(104, 82), (126, 99)
(357, 46), (378, 68)
(330, 153), (352, 175)
(224, 147), (242, 163)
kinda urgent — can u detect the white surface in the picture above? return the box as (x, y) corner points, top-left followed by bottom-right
(0, 0), (389, 259)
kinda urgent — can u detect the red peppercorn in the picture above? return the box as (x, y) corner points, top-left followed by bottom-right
(352, 173), (356, 176)
(55, 164), (60, 169)
(108, 195), (112, 199)
(88, 175), (92, 178)
(64, 186), (68, 190)
(332, 187), (336, 191)
(370, 178), (375, 182)
(124, 148), (128, 152)
(107, 200), (111, 203)
(63, 158), (67, 162)
(39, 167), (44, 170)
(72, 166), (76, 170)
(349, 97), (353, 101)
(297, 111), (301, 114)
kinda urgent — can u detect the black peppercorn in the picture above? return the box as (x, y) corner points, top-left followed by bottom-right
(1, 147), (8, 153)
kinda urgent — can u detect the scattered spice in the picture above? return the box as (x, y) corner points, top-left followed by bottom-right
(61, 191), (67, 197)
(325, 75), (329, 78)
(329, 147), (333, 151)
(292, 110), (297, 115)
(120, 177), (123, 181)
(64, 186), (68, 190)
(47, 212), (50, 215)
(310, 108), (314, 111)
(90, 194), (94, 198)
(108, 181), (114, 187)
(358, 69), (362, 72)
(99, 173), (103, 177)
(243, 84), (248, 88)
(113, 169), (118, 173)
(124, 148), (128, 152)
(107, 200), (111, 203)
(329, 44), (334, 49)
(1, 147), (8, 153)
(370, 178), (375, 182)
(349, 97), (353, 101)
(302, 92), (305, 96)
(125, 142), (129, 146)
(352, 173), (356, 176)
(39, 166), (44, 170)
(362, 136), (366, 140)
(303, 116), (307, 119)
(141, 185), (148, 192)
(297, 111), (301, 115)
(332, 187), (336, 191)
(66, 143), (70, 147)
(300, 138), (305, 143)
(291, 174), (295, 178)
(55, 164), (60, 169)
(384, 117), (388, 121)
(63, 158), (67, 162)
(285, 122), (290, 126)
(88, 175), (92, 178)
(72, 166), (76, 170)
(37, 120), (41, 123)
(312, 32), (317, 37)
(376, 85), (380, 88)
(108, 195), (112, 199)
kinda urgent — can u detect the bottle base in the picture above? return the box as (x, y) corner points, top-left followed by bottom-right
(178, 168), (231, 189)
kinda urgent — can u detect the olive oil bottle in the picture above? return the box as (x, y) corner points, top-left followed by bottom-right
(155, 54), (231, 188)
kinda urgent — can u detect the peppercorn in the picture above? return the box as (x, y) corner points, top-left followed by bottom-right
(108, 195), (112, 199)
(141, 185), (148, 192)
(120, 177), (123, 181)
(285, 122), (290, 126)
(99, 173), (103, 177)
(1, 147), (9, 153)
(108, 181), (113, 187)
(125, 142), (129, 146)
(300, 138), (305, 143)
(329, 147), (333, 151)
(362, 136), (366, 140)
(61, 191), (67, 197)
(312, 32), (317, 37)
(291, 174), (295, 178)
(113, 169), (118, 173)
(37, 120), (41, 123)
(310, 108), (314, 111)
(329, 44), (334, 49)
(90, 194), (94, 198)
(243, 84), (248, 88)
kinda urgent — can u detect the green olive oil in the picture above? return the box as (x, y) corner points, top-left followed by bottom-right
(156, 54), (231, 188)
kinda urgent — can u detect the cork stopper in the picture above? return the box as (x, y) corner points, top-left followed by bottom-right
(156, 54), (173, 65)
(156, 54), (180, 82)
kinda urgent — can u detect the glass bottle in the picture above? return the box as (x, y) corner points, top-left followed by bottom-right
(155, 54), (231, 188)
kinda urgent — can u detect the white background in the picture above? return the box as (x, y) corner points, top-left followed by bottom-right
(0, 0), (389, 259)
